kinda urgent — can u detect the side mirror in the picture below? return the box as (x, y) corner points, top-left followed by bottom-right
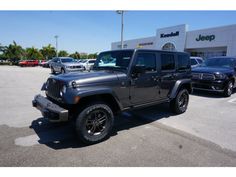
(132, 65), (146, 77)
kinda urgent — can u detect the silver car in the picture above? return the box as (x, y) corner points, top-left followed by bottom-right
(50, 57), (84, 74)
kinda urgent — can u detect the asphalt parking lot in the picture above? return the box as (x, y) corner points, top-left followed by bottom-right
(0, 66), (236, 166)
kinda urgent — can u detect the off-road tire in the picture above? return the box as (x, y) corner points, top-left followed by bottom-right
(170, 89), (189, 114)
(75, 102), (114, 145)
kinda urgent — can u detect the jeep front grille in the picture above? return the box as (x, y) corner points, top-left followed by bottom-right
(202, 73), (215, 80)
(47, 78), (63, 99)
(192, 73), (215, 80)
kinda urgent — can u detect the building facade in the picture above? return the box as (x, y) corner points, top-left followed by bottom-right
(111, 24), (236, 59)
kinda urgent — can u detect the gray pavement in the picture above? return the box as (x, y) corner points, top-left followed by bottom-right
(0, 66), (236, 166)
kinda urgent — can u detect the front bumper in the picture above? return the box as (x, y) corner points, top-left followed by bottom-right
(192, 79), (225, 92)
(32, 94), (69, 122)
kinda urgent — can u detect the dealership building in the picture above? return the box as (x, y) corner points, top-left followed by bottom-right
(111, 24), (236, 59)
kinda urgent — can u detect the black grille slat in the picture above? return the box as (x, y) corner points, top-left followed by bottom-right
(192, 73), (201, 79)
(202, 73), (215, 80)
(192, 73), (215, 81)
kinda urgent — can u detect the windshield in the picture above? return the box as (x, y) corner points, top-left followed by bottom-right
(202, 58), (235, 68)
(80, 60), (87, 63)
(61, 58), (74, 63)
(94, 50), (134, 70)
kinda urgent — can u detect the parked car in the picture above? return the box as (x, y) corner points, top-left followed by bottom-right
(190, 57), (204, 68)
(192, 56), (236, 97)
(33, 49), (192, 144)
(40, 59), (52, 68)
(80, 59), (96, 71)
(50, 57), (84, 74)
(19, 60), (39, 67)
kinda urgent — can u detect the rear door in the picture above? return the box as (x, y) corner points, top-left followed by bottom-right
(159, 53), (177, 99)
(130, 52), (159, 104)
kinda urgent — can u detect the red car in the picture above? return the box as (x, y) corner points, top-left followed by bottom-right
(19, 60), (39, 67)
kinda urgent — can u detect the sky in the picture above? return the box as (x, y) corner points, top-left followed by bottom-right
(1, 11), (236, 54)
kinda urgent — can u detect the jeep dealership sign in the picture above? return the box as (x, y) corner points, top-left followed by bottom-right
(196, 34), (215, 42)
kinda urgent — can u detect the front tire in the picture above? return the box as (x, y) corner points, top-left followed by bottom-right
(75, 103), (114, 145)
(170, 89), (189, 114)
(223, 81), (233, 97)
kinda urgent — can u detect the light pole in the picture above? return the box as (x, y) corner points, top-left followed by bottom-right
(54, 35), (59, 57)
(116, 10), (124, 49)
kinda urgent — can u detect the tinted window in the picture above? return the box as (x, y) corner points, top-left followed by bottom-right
(191, 59), (198, 65)
(95, 50), (134, 70)
(135, 53), (156, 72)
(177, 54), (190, 70)
(61, 58), (74, 63)
(203, 58), (235, 68)
(161, 54), (175, 70)
(197, 59), (203, 64)
(89, 60), (96, 63)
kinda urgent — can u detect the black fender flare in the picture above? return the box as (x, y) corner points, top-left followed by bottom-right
(169, 79), (192, 99)
(75, 87), (124, 110)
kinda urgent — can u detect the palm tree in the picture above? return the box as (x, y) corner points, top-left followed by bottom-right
(0, 43), (6, 53)
(58, 50), (69, 57)
(40, 44), (56, 60)
(0, 43), (7, 60)
(69, 52), (80, 59)
(4, 41), (24, 62)
(25, 47), (43, 60)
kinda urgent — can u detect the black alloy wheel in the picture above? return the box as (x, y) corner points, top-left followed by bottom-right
(170, 89), (189, 114)
(75, 103), (114, 144)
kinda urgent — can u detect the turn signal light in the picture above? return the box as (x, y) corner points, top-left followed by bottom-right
(74, 96), (80, 104)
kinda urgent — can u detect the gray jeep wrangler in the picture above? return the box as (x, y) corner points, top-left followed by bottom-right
(33, 49), (192, 144)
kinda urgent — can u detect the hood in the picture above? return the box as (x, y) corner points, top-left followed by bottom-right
(52, 70), (122, 85)
(63, 62), (82, 67)
(192, 66), (234, 74)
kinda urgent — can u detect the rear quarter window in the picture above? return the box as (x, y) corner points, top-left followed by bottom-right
(161, 54), (175, 71)
(177, 54), (190, 70)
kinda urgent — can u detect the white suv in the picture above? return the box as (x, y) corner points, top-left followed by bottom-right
(80, 59), (96, 71)
(190, 57), (204, 68)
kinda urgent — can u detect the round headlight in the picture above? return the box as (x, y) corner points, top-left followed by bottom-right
(215, 73), (226, 79)
(71, 81), (77, 88)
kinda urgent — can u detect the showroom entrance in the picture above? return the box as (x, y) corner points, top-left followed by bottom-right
(186, 46), (227, 59)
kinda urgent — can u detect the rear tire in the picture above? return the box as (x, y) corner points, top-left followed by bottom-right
(75, 103), (114, 145)
(223, 81), (233, 97)
(170, 89), (189, 114)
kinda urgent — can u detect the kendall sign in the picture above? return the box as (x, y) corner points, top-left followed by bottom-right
(196, 34), (215, 42)
(160, 31), (179, 38)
